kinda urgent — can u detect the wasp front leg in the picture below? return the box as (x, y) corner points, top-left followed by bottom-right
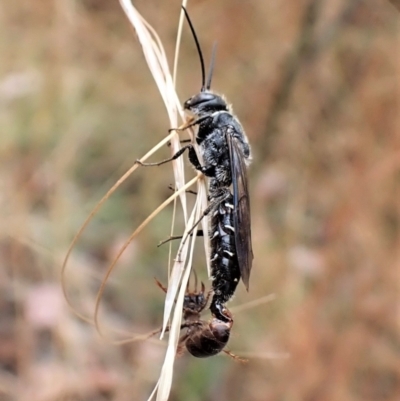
(135, 144), (194, 167)
(168, 114), (211, 133)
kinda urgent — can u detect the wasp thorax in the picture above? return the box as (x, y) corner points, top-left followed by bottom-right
(184, 91), (228, 115)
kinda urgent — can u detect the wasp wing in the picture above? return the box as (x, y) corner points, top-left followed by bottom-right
(227, 133), (253, 290)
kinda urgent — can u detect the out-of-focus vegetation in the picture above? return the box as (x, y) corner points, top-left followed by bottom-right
(1, 0), (399, 400)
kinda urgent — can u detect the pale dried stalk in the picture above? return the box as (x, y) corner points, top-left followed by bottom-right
(118, 1), (209, 401)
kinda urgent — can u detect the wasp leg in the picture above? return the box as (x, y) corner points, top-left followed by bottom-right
(136, 144), (204, 173)
(168, 184), (197, 195)
(157, 230), (205, 247)
(167, 139), (192, 147)
(168, 114), (210, 133)
(174, 190), (231, 261)
(185, 190), (232, 238)
(136, 145), (194, 167)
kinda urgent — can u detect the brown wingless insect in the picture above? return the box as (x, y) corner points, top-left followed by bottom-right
(154, 277), (244, 360)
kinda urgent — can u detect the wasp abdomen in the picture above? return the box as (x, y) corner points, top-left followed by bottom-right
(209, 193), (241, 322)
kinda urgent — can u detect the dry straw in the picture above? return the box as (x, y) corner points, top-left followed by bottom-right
(118, 2), (210, 398)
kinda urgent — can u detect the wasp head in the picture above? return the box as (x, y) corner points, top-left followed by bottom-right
(184, 91), (228, 116)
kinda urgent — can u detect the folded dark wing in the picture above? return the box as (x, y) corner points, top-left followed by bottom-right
(227, 133), (253, 290)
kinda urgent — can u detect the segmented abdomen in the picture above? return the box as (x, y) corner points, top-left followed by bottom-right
(209, 192), (240, 322)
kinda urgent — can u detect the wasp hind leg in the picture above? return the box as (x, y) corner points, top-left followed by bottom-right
(157, 230), (205, 247)
(168, 184), (197, 196)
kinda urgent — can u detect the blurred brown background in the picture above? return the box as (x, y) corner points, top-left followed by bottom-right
(1, 0), (399, 400)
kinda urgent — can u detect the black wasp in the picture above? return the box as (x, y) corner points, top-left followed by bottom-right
(138, 6), (253, 324)
(154, 276), (242, 360)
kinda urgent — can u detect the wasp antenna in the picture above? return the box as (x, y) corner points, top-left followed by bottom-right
(206, 42), (218, 90)
(181, 6), (206, 91)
